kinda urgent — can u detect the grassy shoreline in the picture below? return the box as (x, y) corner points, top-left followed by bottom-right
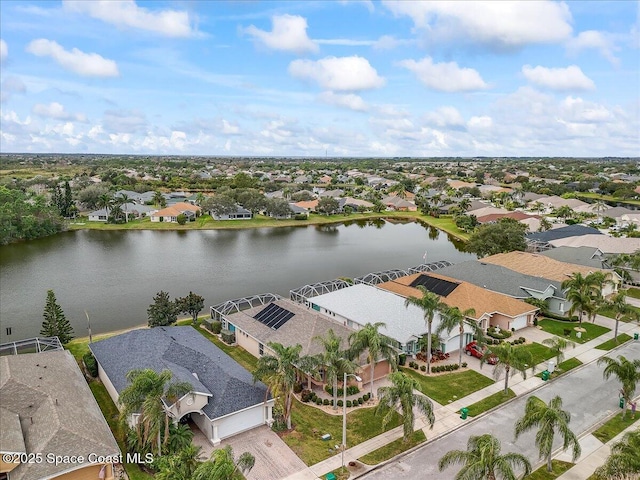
(67, 211), (471, 241)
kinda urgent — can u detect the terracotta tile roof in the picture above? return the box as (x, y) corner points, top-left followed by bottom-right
(481, 251), (615, 282)
(476, 212), (541, 223)
(448, 180), (476, 189)
(294, 199), (319, 209)
(378, 272), (538, 319)
(152, 202), (200, 217)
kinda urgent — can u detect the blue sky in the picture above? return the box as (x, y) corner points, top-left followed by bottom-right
(1, 0), (638, 157)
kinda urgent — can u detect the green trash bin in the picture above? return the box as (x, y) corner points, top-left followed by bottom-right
(619, 397), (625, 409)
(325, 474), (337, 480)
(541, 370), (550, 381)
(460, 407), (469, 420)
(634, 333), (639, 341)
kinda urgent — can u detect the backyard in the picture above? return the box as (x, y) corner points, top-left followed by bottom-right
(538, 319), (610, 344)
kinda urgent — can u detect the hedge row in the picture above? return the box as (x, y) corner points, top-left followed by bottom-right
(301, 389), (371, 407)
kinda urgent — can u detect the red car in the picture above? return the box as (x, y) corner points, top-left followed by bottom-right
(465, 341), (498, 365)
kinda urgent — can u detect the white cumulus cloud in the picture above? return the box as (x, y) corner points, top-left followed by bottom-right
(0, 39), (7, 62)
(318, 91), (368, 111)
(243, 14), (318, 54)
(399, 57), (488, 92)
(32, 102), (87, 122)
(566, 30), (619, 66)
(221, 119), (240, 135)
(63, 0), (195, 38)
(289, 55), (385, 91)
(382, 0), (572, 49)
(522, 65), (595, 91)
(468, 116), (493, 129)
(26, 39), (119, 77)
(423, 106), (465, 127)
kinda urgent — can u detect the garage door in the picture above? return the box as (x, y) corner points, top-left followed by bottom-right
(443, 335), (460, 354)
(510, 316), (527, 331)
(217, 405), (265, 440)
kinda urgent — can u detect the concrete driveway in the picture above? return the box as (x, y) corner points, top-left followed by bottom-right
(362, 341), (640, 480)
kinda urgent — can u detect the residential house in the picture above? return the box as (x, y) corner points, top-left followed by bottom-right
(526, 225), (602, 251)
(548, 235), (640, 255)
(381, 196), (417, 212)
(377, 273), (538, 334)
(150, 202), (201, 222)
(481, 251), (620, 297)
(90, 327), (273, 446)
(212, 205), (252, 220)
(0, 348), (120, 480)
(293, 199), (319, 212)
(539, 246), (607, 269)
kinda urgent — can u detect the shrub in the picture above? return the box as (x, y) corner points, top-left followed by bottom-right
(462, 362), (467, 368)
(294, 214), (308, 220)
(301, 390), (312, 402)
(398, 354), (407, 366)
(323, 398), (330, 406)
(518, 337), (525, 343)
(83, 352), (98, 377)
(453, 364), (459, 370)
(325, 385), (360, 397)
(533, 318), (538, 326)
(176, 213), (187, 225)
(543, 312), (579, 322)
(210, 320), (222, 334)
(346, 385), (359, 395)
(346, 400), (352, 408)
(316, 398), (323, 405)
(363, 393), (370, 401)
(293, 383), (303, 394)
(310, 392), (318, 402)
(220, 329), (235, 344)
(358, 397), (363, 405)
(420, 365), (427, 372)
(487, 327), (512, 340)
(337, 400), (343, 407)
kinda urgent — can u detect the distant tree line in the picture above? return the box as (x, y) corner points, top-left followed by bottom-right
(0, 186), (67, 245)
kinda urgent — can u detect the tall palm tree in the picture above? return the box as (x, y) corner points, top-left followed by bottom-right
(118, 369), (192, 455)
(594, 429), (640, 479)
(156, 444), (202, 480)
(376, 371), (435, 442)
(482, 343), (533, 394)
(562, 272), (601, 324)
(436, 306), (479, 368)
(597, 355), (640, 419)
(253, 342), (317, 430)
(153, 190), (166, 208)
(514, 395), (581, 472)
(118, 193), (131, 222)
(349, 322), (397, 399)
(532, 201), (545, 215)
(97, 192), (113, 218)
(592, 200), (608, 220)
(542, 336), (576, 364)
(192, 445), (255, 480)
(553, 205), (574, 221)
(195, 192), (206, 206)
(604, 291), (639, 343)
(458, 198), (472, 212)
(314, 329), (357, 410)
(438, 433), (532, 480)
(405, 288), (449, 374)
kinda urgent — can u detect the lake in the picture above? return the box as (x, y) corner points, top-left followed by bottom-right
(0, 219), (475, 343)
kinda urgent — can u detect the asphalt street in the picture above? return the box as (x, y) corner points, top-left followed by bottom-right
(361, 341), (640, 479)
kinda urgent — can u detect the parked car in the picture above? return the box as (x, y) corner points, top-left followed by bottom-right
(465, 341), (498, 365)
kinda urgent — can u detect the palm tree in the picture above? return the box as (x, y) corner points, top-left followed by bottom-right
(604, 291), (639, 343)
(314, 329), (357, 410)
(349, 322), (397, 399)
(376, 371), (435, 441)
(597, 355), (640, 419)
(542, 336), (576, 364)
(118, 193), (131, 222)
(192, 445), (255, 480)
(458, 198), (472, 212)
(553, 205), (574, 221)
(438, 433), (532, 480)
(436, 306), (479, 368)
(562, 272), (600, 324)
(538, 217), (553, 232)
(389, 183), (407, 199)
(532, 201), (545, 214)
(592, 200), (608, 220)
(195, 192), (206, 206)
(166, 422), (194, 455)
(404, 287), (448, 374)
(118, 369), (192, 455)
(153, 190), (166, 208)
(514, 395), (581, 472)
(482, 343), (533, 394)
(97, 192), (112, 218)
(156, 444), (202, 480)
(594, 429), (640, 479)
(253, 342), (317, 430)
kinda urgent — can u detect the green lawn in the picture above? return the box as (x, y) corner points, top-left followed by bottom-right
(359, 430), (426, 465)
(281, 398), (403, 466)
(623, 287), (640, 300)
(400, 368), (494, 405)
(595, 334), (633, 350)
(536, 358), (583, 380)
(597, 304), (640, 322)
(525, 460), (574, 480)
(463, 389), (516, 417)
(323, 468), (350, 480)
(517, 342), (557, 367)
(538, 319), (610, 344)
(592, 415), (639, 443)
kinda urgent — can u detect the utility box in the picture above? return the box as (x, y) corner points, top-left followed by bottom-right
(547, 360), (556, 374)
(321, 433), (331, 441)
(460, 407), (469, 420)
(541, 370), (550, 381)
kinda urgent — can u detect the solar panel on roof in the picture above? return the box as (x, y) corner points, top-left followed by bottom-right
(254, 303), (295, 330)
(409, 274), (460, 297)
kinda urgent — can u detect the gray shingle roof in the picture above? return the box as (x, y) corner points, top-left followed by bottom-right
(526, 225), (601, 242)
(539, 246), (606, 269)
(89, 326), (268, 420)
(438, 260), (564, 300)
(0, 351), (120, 480)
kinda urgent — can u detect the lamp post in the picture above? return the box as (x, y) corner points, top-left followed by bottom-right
(342, 372), (362, 470)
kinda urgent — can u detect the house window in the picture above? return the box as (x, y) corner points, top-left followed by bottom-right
(5, 327), (11, 336)
(259, 343), (264, 356)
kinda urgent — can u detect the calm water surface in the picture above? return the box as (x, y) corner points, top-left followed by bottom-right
(0, 220), (474, 342)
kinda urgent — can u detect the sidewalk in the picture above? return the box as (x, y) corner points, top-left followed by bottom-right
(283, 318), (639, 480)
